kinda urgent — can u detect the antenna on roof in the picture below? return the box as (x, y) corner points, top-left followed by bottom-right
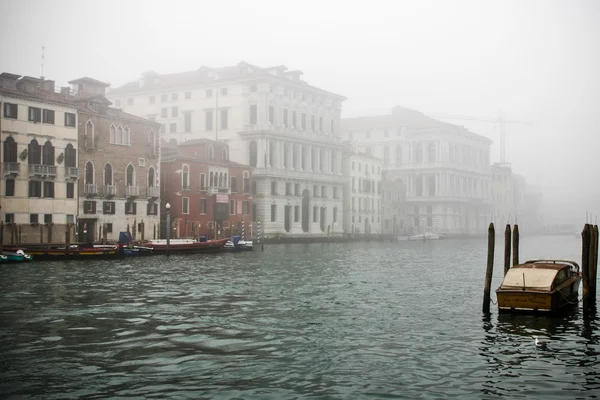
(41, 46), (45, 80)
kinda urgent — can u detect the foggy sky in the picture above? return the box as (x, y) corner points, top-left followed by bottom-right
(1, 0), (599, 225)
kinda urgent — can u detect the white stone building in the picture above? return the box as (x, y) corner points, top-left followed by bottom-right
(1, 73), (79, 241)
(108, 62), (347, 238)
(342, 144), (383, 235)
(341, 106), (493, 235)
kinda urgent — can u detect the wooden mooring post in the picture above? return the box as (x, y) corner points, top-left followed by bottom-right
(587, 224), (598, 307)
(582, 224), (592, 312)
(504, 224), (511, 276)
(483, 222), (495, 313)
(512, 224), (519, 267)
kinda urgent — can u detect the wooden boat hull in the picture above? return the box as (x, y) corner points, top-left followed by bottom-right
(0, 252), (33, 263)
(497, 279), (580, 312)
(3, 247), (121, 261)
(147, 238), (228, 254)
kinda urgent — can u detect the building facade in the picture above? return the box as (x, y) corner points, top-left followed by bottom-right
(160, 139), (253, 240)
(108, 61), (347, 238)
(381, 170), (408, 236)
(342, 145), (383, 235)
(0, 73), (79, 244)
(341, 106), (493, 235)
(69, 77), (161, 242)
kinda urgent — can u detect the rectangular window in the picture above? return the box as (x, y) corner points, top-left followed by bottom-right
(149, 95), (156, 103)
(220, 87), (228, 96)
(5, 213), (14, 224)
(333, 207), (338, 223)
(5, 179), (15, 196)
(200, 173), (206, 190)
(200, 198), (207, 214)
(220, 109), (228, 129)
(182, 197), (189, 214)
(185, 91), (191, 99)
(301, 113), (306, 130)
(250, 105), (257, 124)
(43, 181), (55, 198)
(146, 203), (158, 215)
(170, 122), (177, 133)
(313, 206), (318, 222)
(294, 183), (300, 196)
(252, 203), (257, 221)
(66, 182), (74, 198)
(103, 201), (116, 214)
(283, 109), (288, 127)
(243, 177), (250, 194)
(161, 107), (167, 118)
(333, 187), (338, 199)
(171, 106), (178, 117)
(271, 204), (276, 222)
(252, 180), (257, 195)
(44, 214), (52, 224)
(321, 186), (326, 198)
(106, 223), (113, 233)
(64, 112), (76, 127)
(4, 103), (18, 119)
(125, 201), (137, 215)
(28, 107), (41, 122)
(271, 180), (277, 195)
(83, 200), (96, 214)
(29, 181), (42, 197)
(243, 200), (250, 215)
(184, 112), (192, 132)
(292, 111), (297, 128)
(294, 205), (299, 222)
(42, 109), (55, 124)
(172, 93), (178, 101)
(30, 214), (39, 225)
(66, 214), (74, 224)
(313, 185), (318, 197)
(205, 110), (213, 130)
(206, 89), (213, 97)
(286, 182), (291, 195)
(161, 94), (168, 102)
(231, 176), (237, 192)
(229, 199), (235, 215)
(269, 106), (274, 124)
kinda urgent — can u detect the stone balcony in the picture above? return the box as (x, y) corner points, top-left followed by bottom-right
(65, 167), (79, 180)
(125, 185), (139, 198)
(104, 185), (116, 198)
(3, 162), (19, 176)
(84, 184), (98, 197)
(29, 164), (57, 178)
(147, 186), (160, 199)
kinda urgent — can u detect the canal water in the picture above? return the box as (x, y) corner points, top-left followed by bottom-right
(1, 235), (598, 399)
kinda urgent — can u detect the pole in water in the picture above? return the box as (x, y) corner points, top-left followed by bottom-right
(588, 225), (598, 308)
(504, 224), (511, 275)
(582, 224), (591, 312)
(512, 224), (519, 267)
(483, 222), (495, 313)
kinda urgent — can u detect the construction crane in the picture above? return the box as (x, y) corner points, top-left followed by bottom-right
(429, 111), (534, 165)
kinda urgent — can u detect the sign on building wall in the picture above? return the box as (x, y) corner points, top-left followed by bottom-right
(216, 194), (229, 203)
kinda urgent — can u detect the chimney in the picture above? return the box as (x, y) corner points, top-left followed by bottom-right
(42, 79), (55, 93)
(60, 86), (70, 97)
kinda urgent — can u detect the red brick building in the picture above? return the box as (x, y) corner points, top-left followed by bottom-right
(160, 139), (252, 240)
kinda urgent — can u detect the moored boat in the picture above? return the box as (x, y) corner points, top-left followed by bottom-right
(222, 236), (254, 252)
(145, 237), (228, 254)
(3, 245), (121, 261)
(496, 259), (581, 313)
(408, 232), (441, 241)
(1, 250), (33, 263)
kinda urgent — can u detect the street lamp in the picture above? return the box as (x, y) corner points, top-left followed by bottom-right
(166, 202), (171, 253)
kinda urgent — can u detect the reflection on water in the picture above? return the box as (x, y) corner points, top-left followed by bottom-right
(0, 236), (598, 398)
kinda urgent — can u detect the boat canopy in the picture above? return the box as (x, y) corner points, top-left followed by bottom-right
(499, 266), (562, 291)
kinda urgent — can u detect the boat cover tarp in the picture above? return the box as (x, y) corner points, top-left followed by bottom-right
(500, 267), (558, 291)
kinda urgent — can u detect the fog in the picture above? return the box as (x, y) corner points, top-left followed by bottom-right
(1, 0), (598, 225)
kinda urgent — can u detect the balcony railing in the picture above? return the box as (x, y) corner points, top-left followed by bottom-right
(3, 162), (20, 176)
(125, 185), (139, 197)
(29, 164), (57, 177)
(65, 167), (79, 179)
(147, 186), (160, 199)
(84, 184), (98, 197)
(104, 185), (116, 197)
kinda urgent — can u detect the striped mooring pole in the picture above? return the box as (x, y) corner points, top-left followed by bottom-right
(258, 219), (263, 251)
(241, 220), (245, 241)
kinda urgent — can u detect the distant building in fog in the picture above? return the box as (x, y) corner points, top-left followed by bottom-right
(108, 62), (346, 238)
(341, 106), (493, 234)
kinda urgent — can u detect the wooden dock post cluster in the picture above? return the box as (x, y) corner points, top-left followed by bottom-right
(581, 224), (599, 311)
(483, 223), (520, 313)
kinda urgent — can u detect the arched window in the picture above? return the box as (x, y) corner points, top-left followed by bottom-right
(209, 171), (214, 187)
(124, 126), (130, 145)
(148, 130), (156, 156)
(182, 164), (189, 188)
(428, 142), (436, 162)
(148, 167), (155, 187)
(65, 143), (76, 168)
(85, 120), (94, 148)
(117, 126), (123, 144)
(28, 139), (41, 164)
(85, 161), (94, 184)
(3, 136), (17, 163)
(224, 173), (228, 188)
(110, 124), (116, 143)
(218, 172), (223, 188)
(126, 164), (135, 186)
(222, 147), (228, 161)
(42, 140), (55, 165)
(104, 163), (113, 185)
(249, 141), (257, 167)
(208, 145), (215, 160)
